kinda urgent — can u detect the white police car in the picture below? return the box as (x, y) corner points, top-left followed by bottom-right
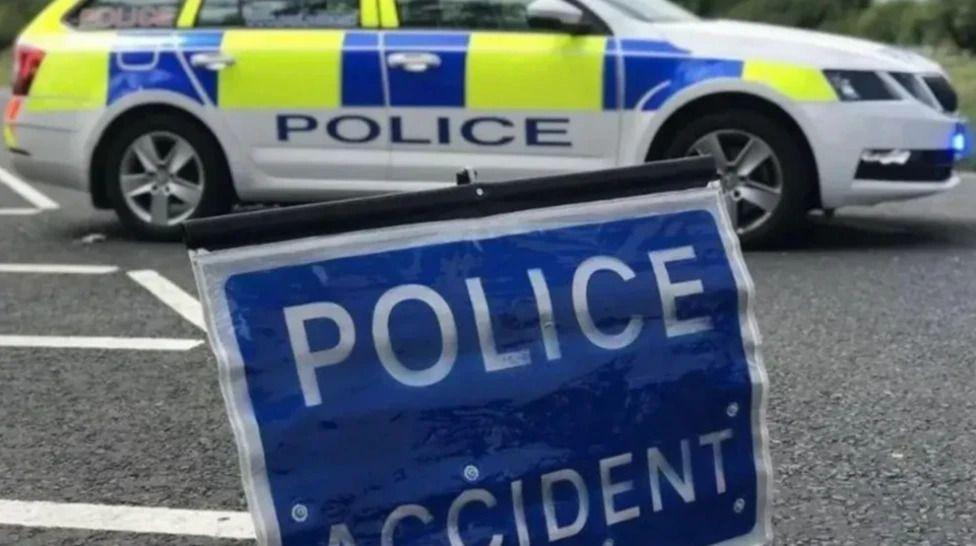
(5, 0), (970, 243)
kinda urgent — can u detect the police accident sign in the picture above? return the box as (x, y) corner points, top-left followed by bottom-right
(191, 187), (772, 546)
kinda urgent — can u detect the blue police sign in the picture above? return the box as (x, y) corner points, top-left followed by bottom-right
(192, 187), (771, 546)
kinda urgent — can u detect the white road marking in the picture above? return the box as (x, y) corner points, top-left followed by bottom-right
(0, 263), (119, 275)
(0, 336), (202, 351)
(0, 208), (42, 216)
(127, 270), (206, 331)
(0, 499), (254, 540)
(0, 166), (59, 210)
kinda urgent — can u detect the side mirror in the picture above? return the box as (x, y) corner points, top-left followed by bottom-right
(526, 0), (591, 34)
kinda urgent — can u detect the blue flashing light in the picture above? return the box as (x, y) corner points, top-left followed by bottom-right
(953, 123), (972, 159)
(953, 132), (966, 153)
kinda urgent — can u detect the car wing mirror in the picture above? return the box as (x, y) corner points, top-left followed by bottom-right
(526, 0), (591, 34)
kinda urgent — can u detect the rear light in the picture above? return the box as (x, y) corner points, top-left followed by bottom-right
(4, 97), (23, 125)
(12, 45), (46, 96)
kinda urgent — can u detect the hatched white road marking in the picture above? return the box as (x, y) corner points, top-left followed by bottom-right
(0, 500), (254, 540)
(0, 263), (119, 275)
(0, 208), (42, 216)
(0, 166), (58, 210)
(0, 336), (202, 351)
(127, 270), (206, 331)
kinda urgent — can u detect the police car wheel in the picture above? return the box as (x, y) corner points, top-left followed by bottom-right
(662, 110), (812, 247)
(105, 114), (232, 241)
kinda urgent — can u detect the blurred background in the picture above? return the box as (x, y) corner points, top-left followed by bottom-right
(2, 0), (974, 161)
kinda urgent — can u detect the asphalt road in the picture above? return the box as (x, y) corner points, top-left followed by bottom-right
(1, 143), (975, 544)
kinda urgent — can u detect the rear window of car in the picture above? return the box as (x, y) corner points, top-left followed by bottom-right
(68, 0), (183, 29)
(196, 0), (361, 28)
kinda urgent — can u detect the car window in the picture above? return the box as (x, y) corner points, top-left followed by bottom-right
(70, 0), (182, 29)
(395, 0), (537, 31)
(197, 0), (361, 28)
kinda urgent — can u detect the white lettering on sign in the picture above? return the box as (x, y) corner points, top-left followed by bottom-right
(373, 284), (459, 388)
(648, 439), (696, 512)
(527, 268), (561, 361)
(326, 428), (733, 545)
(284, 302), (355, 408)
(700, 428), (734, 494)
(541, 468), (589, 541)
(467, 278), (531, 372)
(283, 247), (714, 407)
(649, 246), (714, 338)
(381, 504), (432, 546)
(600, 453), (640, 526)
(511, 480), (531, 546)
(447, 489), (502, 546)
(327, 523), (357, 546)
(572, 256), (643, 351)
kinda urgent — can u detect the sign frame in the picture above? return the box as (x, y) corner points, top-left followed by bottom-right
(187, 158), (772, 546)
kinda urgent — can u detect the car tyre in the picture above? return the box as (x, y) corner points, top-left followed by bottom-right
(104, 113), (232, 241)
(660, 109), (813, 247)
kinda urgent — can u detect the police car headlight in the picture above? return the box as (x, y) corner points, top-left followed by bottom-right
(823, 70), (896, 102)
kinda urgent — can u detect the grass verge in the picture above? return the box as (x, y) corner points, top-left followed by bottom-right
(0, 47), (10, 88)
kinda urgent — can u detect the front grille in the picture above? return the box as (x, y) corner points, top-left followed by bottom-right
(855, 150), (955, 182)
(923, 75), (959, 112)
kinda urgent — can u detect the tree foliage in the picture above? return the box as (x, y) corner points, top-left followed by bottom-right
(939, 0), (976, 53)
(673, 0), (976, 54)
(2, 0), (976, 53)
(1, 0), (48, 49)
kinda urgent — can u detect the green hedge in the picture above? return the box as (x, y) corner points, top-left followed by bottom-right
(675, 0), (976, 54)
(0, 48), (10, 87)
(0, 0), (48, 49)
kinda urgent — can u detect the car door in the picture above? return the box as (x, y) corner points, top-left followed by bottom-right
(378, 0), (620, 183)
(186, 0), (390, 200)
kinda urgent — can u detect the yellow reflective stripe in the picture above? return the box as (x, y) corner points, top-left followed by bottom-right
(19, 1), (111, 113)
(219, 30), (343, 109)
(742, 60), (837, 102)
(3, 125), (16, 149)
(361, 0), (380, 27)
(27, 33), (112, 113)
(466, 33), (604, 110)
(177, 0), (203, 27)
(379, 0), (399, 28)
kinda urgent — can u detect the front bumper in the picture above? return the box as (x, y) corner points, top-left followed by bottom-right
(800, 100), (967, 208)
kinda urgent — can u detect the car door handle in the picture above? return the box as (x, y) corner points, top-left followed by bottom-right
(190, 52), (236, 71)
(387, 52), (441, 73)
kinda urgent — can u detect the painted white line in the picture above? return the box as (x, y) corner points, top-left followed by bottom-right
(0, 166), (59, 210)
(128, 269), (206, 331)
(0, 336), (202, 351)
(0, 208), (42, 216)
(0, 499), (254, 540)
(0, 263), (119, 275)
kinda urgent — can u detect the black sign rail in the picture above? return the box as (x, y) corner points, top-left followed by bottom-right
(183, 157), (715, 250)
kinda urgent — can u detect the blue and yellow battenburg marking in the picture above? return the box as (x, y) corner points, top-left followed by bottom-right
(108, 32), (222, 107)
(19, 27), (838, 114)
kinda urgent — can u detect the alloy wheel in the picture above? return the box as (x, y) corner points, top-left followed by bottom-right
(687, 130), (784, 235)
(119, 131), (205, 227)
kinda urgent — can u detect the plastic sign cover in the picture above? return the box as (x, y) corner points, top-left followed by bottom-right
(191, 188), (772, 546)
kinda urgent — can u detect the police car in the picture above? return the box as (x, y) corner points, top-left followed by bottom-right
(5, 0), (970, 243)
